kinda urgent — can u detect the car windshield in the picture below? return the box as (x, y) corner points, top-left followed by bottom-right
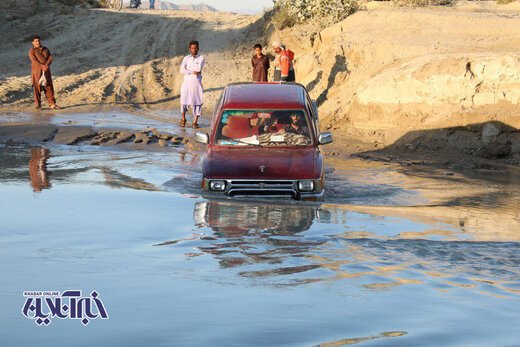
(214, 110), (313, 147)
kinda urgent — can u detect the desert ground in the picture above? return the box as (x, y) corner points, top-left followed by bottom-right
(0, 1), (519, 166)
(0, 6), (265, 112)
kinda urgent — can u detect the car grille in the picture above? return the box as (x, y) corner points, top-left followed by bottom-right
(226, 180), (297, 197)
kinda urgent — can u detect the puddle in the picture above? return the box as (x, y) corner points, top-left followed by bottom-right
(1, 144), (519, 346)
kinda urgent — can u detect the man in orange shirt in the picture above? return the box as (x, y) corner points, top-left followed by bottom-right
(28, 35), (60, 110)
(272, 41), (295, 82)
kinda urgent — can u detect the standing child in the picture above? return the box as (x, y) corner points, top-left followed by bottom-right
(251, 43), (270, 82)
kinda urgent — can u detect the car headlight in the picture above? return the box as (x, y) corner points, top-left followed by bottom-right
(210, 180), (226, 191)
(298, 180), (315, 192)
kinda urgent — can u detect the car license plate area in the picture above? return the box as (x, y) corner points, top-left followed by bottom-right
(227, 180), (296, 197)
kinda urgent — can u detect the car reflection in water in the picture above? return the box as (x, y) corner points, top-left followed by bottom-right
(172, 200), (325, 274)
(193, 200), (316, 236)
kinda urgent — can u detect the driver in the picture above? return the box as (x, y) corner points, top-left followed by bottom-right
(280, 113), (309, 136)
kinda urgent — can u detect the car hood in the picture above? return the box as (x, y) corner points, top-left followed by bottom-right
(206, 147), (317, 179)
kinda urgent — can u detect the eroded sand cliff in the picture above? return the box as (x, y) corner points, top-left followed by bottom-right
(286, 1), (520, 152)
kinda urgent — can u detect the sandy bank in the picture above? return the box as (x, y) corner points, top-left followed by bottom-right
(1, 2), (520, 165)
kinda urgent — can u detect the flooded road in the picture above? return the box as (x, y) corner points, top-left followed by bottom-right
(1, 139), (520, 346)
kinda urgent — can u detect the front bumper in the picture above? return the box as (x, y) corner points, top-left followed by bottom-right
(202, 178), (324, 200)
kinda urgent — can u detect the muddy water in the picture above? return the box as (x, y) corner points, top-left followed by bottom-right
(1, 141), (520, 346)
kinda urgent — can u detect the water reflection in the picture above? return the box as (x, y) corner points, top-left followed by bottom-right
(154, 199), (520, 297)
(98, 168), (159, 191)
(316, 331), (407, 346)
(29, 148), (51, 192)
(155, 200), (323, 273)
(0, 146), (159, 192)
(193, 200), (316, 235)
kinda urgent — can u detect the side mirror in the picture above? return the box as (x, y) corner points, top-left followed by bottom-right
(318, 132), (333, 145)
(195, 132), (209, 144)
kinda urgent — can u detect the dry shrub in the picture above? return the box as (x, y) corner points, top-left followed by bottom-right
(94, 0), (109, 7)
(273, 5), (299, 29)
(496, 0), (517, 4)
(272, 0), (359, 30)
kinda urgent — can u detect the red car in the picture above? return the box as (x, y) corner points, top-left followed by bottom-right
(195, 82), (332, 200)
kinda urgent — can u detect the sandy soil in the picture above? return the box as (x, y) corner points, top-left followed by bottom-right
(1, 2), (520, 166)
(0, 7), (267, 114)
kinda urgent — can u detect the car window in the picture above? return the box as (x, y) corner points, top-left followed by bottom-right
(214, 110), (313, 147)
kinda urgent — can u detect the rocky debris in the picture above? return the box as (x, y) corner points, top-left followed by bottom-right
(103, 132), (130, 146)
(133, 132), (150, 144)
(115, 133), (134, 144)
(182, 138), (191, 146)
(90, 132), (116, 145)
(17, 126), (184, 148)
(475, 142), (512, 159)
(112, 130), (182, 147)
(171, 137), (183, 145)
(482, 123), (502, 143)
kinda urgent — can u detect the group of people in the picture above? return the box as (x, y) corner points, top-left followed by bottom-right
(28, 37), (296, 128)
(251, 42), (295, 83)
(180, 40), (296, 128)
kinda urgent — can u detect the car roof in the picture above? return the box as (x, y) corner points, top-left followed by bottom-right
(220, 83), (309, 110)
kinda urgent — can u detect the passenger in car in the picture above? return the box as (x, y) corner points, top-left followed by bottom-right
(280, 113), (309, 136)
